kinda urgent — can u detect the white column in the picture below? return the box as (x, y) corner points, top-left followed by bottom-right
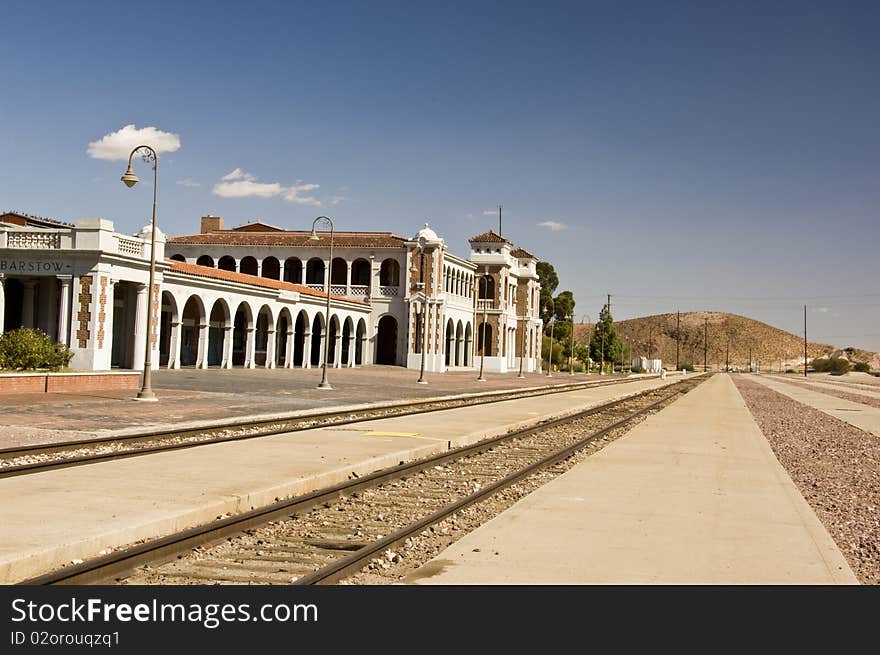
(333, 326), (342, 368)
(256, 259), (263, 278)
(303, 331), (312, 368)
(197, 322), (209, 369)
(345, 261), (352, 296)
(285, 327), (295, 368)
(300, 266), (306, 286)
(21, 280), (36, 329)
(265, 328), (276, 368)
(222, 325), (234, 368)
(57, 277), (71, 345)
(346, 333), (355, 367)
(170, 320), (181, 369)
(0, 277), (5, 337)
(132, 283), (148, 371)
(245, 327), (256, 368)
(369, 256), (379, 297)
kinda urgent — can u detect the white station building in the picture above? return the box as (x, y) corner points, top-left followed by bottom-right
(0, 211), (543, 375)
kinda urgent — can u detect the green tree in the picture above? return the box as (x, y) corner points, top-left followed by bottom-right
(536, 261), (559, 327)
(589, 304), (623, 370)
(552, 290), (576, 357)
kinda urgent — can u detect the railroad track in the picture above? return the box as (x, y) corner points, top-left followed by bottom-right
(0, 375), (654, 479)
(22, 373), (707, 586)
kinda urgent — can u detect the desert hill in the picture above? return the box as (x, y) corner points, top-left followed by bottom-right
(571, 311), (879, 371)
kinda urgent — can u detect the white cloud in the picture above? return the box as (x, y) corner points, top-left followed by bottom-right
(813, 306), (830, 313)
(327, 195), (346, 206)
(482, 210), (497, 216)
(87, 124), (181, 161)
(176, 178), (201, 188)
(213, 169), (321, 206)
(537, 220), (566, 231)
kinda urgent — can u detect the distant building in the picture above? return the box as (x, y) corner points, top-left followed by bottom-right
(1, 212), (543, 374)
(632, 356), (663, 373)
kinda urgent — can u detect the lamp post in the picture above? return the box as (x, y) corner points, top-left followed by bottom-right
(546, 297), (555, 378)
(516, 303), (526, 379)
(121, 145), (159, 402)
(477, 266), (489, 382)
(309, 216), (335, 390)
(568, 313), (574, 375)
(581, 314), (591, 373)
(413, 237), (428, 384)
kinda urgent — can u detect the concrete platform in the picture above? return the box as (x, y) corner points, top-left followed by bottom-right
(769, 376), (880, 400)
(0, 375), (682, 584)
(408, 374), (857, 584)
(0, 366), (626, 449)
(751, 375), (880, 438)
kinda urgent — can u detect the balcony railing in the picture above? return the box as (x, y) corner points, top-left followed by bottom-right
(476, 299), (494, 310)
(115, 236), (144, 257)
(350, 285), (369, 296)
(330, 285), (347, 295)
(5, 232), (62, 249)
(378, 286), (399, 297)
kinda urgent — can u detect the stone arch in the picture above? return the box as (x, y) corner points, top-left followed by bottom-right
(341, 316), (354, 367)
(478, 322), (492, 357)
(379, 259), (399, 287)
(464, 322), (472, 366)
(293, 309), (309, 367)
(310, 312), (325, 366)
(255, 304), (275, 367)
(196, 255), (214, 268)
(445, 318), (455, 366)
(355, 318), (367, 365)
(276, 307), (292, 367)
(376, 314), (398, 365)
(232, 301), (253, 366)
(180, 294), (207, 367)
(284, 257), (303, 284)
(478, 274), (494, 300)
(169, 254), (186, 262)
(207, 298), (231, 367)
(217, 255), (236, 272)
(351, 258), (371, 286)
(306, 258), (325, 285)
(455, 320), (463, 367)
(240, 256), (258, 276)
(327, 314), (341, 365)
(262, 256), (280, 280)
(330, 258), (347, 286)
(159, 290), (179, 368)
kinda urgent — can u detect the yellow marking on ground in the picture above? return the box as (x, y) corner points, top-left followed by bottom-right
(364, 430), (444, 441)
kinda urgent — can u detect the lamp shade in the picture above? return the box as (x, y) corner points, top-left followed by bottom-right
(121, 166), (139, 188)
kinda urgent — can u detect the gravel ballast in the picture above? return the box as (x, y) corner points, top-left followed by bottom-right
(734, 375), (879, 584)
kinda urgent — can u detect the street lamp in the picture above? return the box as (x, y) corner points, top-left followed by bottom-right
(309, 215), (335, 390)
(412, 237), (429, 384)
(121, 145), (159, 402)
(581, 314), (591, 373)
(477, 266), (489, 382)
(546, 297), (555, 378)
(567, 313), (574, 375)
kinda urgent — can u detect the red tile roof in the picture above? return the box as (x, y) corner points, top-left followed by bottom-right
(166, 260), (366, 305)
(468, 230), (511, 245)
(510, 247), (538, 260)
(168, 230), (407, 248)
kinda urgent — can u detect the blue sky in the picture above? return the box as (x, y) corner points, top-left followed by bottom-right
(2, 1), (878, 351)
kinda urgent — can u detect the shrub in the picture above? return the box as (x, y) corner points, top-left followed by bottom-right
(678, 362), (694, 372)
(853, 362), (870, 373)
(811, 357), (850, 374)
(785, 368), (797, 374)
(0, 328), (73, 371)
(631, 365), (645, 374)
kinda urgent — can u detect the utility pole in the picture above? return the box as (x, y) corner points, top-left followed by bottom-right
(804, 304), (808, 378)
(749, 346), (752, 373)
(676, 310), (680, 371)
(726, 339), (730, 373)
(498, 204), (502, 236)
(703, 317), (708, 372)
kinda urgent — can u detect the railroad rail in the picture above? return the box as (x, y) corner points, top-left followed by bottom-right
(0, 375), (658, 479)
(22, 374), (707, 585)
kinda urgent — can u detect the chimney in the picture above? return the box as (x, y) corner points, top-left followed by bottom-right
(200, 215), (224, 233)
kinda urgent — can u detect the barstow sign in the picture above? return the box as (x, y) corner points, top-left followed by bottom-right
(0, 259), (73, 274)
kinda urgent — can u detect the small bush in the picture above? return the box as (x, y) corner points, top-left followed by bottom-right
(678, 362), (695, 372)
(811, 357), (850, 374)
(785, 368), (797, 374)
(853, 362), (870, 373)
(0, 328), (73, 371)
(631, 365), (645, 374)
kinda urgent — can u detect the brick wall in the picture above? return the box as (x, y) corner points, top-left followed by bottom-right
(0, 373), (140, 395)
(76, 276), (92, 348)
